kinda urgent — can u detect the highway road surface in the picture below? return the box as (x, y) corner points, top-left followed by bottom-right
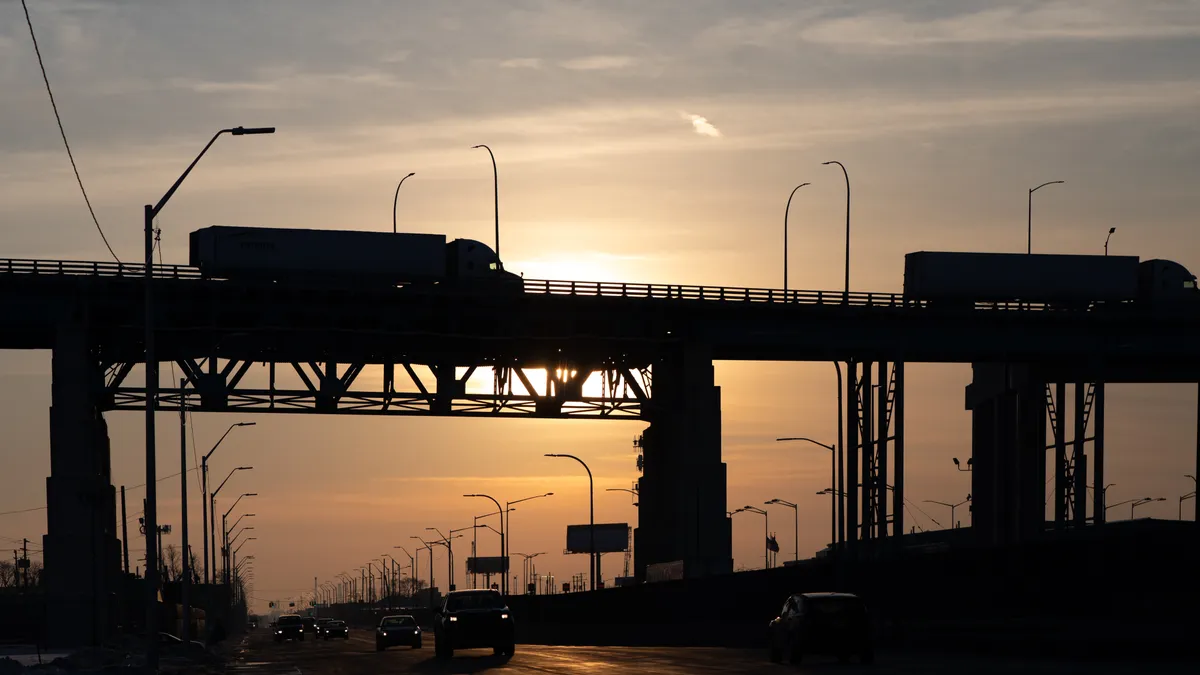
(234, 629), (1194, 674)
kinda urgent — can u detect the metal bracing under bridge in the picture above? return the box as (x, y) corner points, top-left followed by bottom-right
(844, 361), (906, 553)
(102, 358), (651, 418)
(1046, 382), (1106, 527)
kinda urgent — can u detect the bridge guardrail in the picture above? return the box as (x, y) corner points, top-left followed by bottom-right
(0, 258), (201, 279)
(0, 258), (1056, 311)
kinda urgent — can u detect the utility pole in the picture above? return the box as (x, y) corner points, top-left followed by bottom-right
(120, 486), (130, 575)
(22, 539), (29, 588)
(179, 380), (191, 642)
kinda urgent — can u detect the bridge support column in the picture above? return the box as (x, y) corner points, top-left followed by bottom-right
(966, 364), (1046, 544)
(43, 314), (119, 647)
(634, 345), (731, 580)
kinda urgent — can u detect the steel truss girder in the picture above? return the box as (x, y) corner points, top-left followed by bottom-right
(102, 358), (651, 419)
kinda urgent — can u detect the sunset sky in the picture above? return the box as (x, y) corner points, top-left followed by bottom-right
(3, 1), (1200, 612)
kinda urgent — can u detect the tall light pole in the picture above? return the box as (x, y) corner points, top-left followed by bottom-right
(1027, 180), (1064, 254)
(222, 494), (256, 585)
(471, 508), (510, 589)
(783, 182), (811, 293)
(143, 125), (273, 670)
(777, 437), (836, 549)
(1131, 497), (1165, 519)
(464, 494), (505, 594)
(605, 487), (638, 505)
(833, 362), (844, 547)
(821, 161), (850, 300)
(545, 454), (595, 590)
(513, 552), (544, 594)
(471, 144), (499, 257)
(211, 466), (253, 587)
(202, 423), (255, 584)
(924, 497), (971, 529)
(505, 493), (553, 584)
(1104, 227), (1116, 255)
(1180, 492), (1196, 521)
(764, 499), (799, 562)
(410, 537), (435, 598)
(392, 171), (415, 234)
(742, 505), (770, 569)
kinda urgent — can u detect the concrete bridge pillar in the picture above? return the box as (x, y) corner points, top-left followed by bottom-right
(965, 363), (1046, 545)
(634, 344), (731, 580)
(42, 313), (120, 646)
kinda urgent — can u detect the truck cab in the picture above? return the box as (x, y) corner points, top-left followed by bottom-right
(1138, 259), (1199, 305)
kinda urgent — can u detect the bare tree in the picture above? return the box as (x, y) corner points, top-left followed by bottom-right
(165, 544), (182, 582)
(28, 561), (43, 587)
(397, 576), (427, 597)
(0, 560), (14, 587)
(188, 548), (202, 584)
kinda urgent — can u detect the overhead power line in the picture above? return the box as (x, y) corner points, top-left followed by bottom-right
(20, 0), (120, 262)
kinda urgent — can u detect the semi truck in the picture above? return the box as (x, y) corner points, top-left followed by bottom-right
(189, 226), (520, 287)
(903, 251), (1198, 307)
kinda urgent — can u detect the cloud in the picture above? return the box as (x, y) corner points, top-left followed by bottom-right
(801, 2), (1200, 50)
(499, 57), (543, 69)
(682, 112), (722, 138)
(560, 55), (637, 71)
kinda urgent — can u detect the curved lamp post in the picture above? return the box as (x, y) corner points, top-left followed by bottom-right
(545, 454), (595, 590)
(821, 161), (850, 300)
(471, 144), (499, 257)
(392, 172), (415, 233)
(783, 182), (810, 293)
(1027, 180), (1064, 254)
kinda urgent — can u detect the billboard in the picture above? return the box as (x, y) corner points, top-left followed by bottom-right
(466, 556), (509, 575)
(565, 523), (630, 553)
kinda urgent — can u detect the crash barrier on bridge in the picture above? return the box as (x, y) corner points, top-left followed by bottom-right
(506, 520), (1199, 656)
(2, 258), (1070, 311)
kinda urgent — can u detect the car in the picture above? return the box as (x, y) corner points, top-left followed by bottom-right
(300, 616), (318, 641)
(433, 589), (514, 659)
(274, 614), (305, 642)
(314, 618), (333, 638)
(376, 615), (421, 650)
(323, 620), (349, 640)
(768, 592), (873, 665)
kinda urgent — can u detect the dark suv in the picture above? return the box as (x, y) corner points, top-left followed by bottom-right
(274, 614), (305, 642)
(768, 592), (873, 664)
(433, 590), (515, 659)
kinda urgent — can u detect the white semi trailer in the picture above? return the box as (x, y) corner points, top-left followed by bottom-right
(189, 226), (519, 287)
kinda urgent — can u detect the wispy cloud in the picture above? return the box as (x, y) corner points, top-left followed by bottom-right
(499, 57), (543, 69)
(560, 55), (637, 71)
(682, 112), (722, 138)
(802, 2), (1200, 50)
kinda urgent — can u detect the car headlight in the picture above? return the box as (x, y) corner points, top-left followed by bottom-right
(449, 616), (457, 622)
(501, 613), (508, 620)
(413, 630), (419, 634)
(381, 631), (387, 636)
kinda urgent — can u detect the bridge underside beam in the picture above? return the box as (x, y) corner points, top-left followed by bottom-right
(103, 359), (650, 419)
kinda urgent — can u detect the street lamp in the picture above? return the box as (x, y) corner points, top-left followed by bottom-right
(741, 505), (770, 569)
(606, 487), (638, 507)
(821, 160), (850, 299)
(211, 466), (253, 585)
(410, 536), (436, 598)
(464, 494), (505, 594)
(1027, 180), (1064, 254)
(952, 457), (972, 472)
(221, 494), (256, 585)
(392, 171), (416, 234)
(505, 492), (553, 582)
(765, 499), (799, 562)
(783, 182), (811, 293)
(513, 552), (545, 594)
(1104, 227), (1116, 256)
(201, 423), (255, 584)
(471, 144), (500, 258)
(1131, 497), (1165, 519)
(142, 124), (274, 672)
(1179, 492), (1196, 521)
(777, 437), (836, 549)
(545, 454), (595, 590)
(924, 496), (971, 529)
